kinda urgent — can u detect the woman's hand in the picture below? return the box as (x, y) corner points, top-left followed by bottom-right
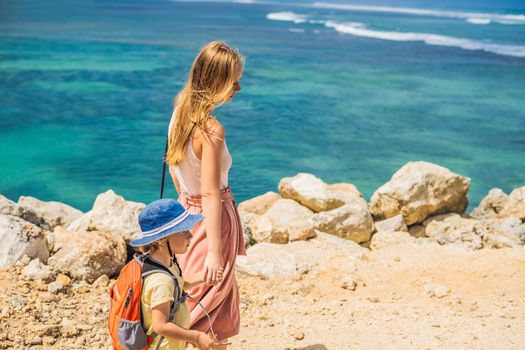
(204, 250), (224, 285)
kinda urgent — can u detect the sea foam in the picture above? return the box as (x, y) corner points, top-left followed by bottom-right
(312, 2), (525, 25)
(267, 12), (308, 23)
(266, 11), (525, 58)
(324, 21), (525, 57)
(466, 18), (491, 25)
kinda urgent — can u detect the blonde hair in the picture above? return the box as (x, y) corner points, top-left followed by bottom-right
(166, 41), (245, 165)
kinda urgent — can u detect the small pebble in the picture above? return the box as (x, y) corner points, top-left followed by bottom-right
(341, 277), (357, 291)
(48, 281), (65, 294)
(26, 336), (43, 345)
(292, 331), (305, 340)
(56, 274), (71, 286)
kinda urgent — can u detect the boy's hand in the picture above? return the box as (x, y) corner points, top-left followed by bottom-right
(193, 331), (218, 349)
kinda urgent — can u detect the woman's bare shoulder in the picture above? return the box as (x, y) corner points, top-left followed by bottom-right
(193, 118), (225, 153)
(206, 118), (225, 139)
(195, 118), (224, 142)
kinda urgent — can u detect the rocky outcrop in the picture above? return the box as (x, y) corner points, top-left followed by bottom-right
(238, 192), (282, 246)
(0, 214), (49, 268)
(1, 195), (82, 230)
(425, 214), (524, 250)
(238, 210), (257, 247)
(503, 187), (525, 220)
(472, 186), (525, 221)
(374, 214), (408, 233)
(312, 197), (374, 243)
(246, 198), (316, 244)
(408, 224), (427, 238)
(425, 214), (483, 250)
(471, 188), (509, 219)
(68, 190), (142, 243)
(279, 173), (344, 212)
(238, 191), (281, 215)
(477, 218), (525, 248)
(278, 173), (363, 212)
(17, 196), (83, 230)
(0, 195), (23, 216)
(237, 231), (367, 279)
(370, 231), (419, 250)
(126, 200), (146, 218)
(369, 161), (470, 225)
(21, 259), (52, 282)
(47, 228), (127, 282)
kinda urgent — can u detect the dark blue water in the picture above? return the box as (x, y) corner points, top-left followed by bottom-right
(1, 0), (524, 211)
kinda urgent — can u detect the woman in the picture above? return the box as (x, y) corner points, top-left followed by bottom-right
(165, 41), (246, 348)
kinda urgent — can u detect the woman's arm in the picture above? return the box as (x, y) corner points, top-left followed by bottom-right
(169, 165), (181, 196)
(151, 302), (216, 349)
(200, 121), (225, 285)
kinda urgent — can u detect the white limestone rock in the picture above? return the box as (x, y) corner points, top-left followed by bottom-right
(502, 186), (525, 220)
(0, 214), (49, 268)
(237, 192), (281, 247)
(425, 214), (483, 250)
(68, 190), (141, 243)
(313, 197), (374, 243)
(370, 231), (419, 250)
(374, 214), (408, 233)
(22, 259), (52, 281)
(369, 161), (470, 225)
(17, 196), (83, 230)
(238, 210), (256, 247)
(408, 224), (427, 238)
(476, 217), (524, 248)
(278, 173), (363, 213)
(471, 186), (525, 221)
(48, 228), (127, 282)
(238, 192), (281, 215)
(248, 198), (316, 244)
(471, 188), (508, 219)
(0, 195), (23, 217)
(236, 231), (367, 279)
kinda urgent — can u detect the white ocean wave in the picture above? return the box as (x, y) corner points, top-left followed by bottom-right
(324, 21), (525, 57)
(267, 11), (525, 57)
(312, 2), (525, 25)
(466, 18), (492, 25)
(267, 12), (308, 24)
(289, 28), (305, 33)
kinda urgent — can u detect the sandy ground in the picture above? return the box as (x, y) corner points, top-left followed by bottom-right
(233, 245), (525, 350)
(1, 244), (524, 350)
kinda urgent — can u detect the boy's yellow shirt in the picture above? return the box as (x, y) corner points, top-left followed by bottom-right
(141, 262), (191, 350)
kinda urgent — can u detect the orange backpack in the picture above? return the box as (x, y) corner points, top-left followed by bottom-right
(108, 254), (185, 350)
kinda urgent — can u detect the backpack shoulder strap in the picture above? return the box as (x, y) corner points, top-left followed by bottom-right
(142, 256), (186, 349)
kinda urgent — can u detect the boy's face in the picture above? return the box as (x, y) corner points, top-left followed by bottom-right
(168, 230), (192, 254)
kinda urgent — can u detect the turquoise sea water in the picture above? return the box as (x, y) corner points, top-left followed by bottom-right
(1, 0), (524, 211)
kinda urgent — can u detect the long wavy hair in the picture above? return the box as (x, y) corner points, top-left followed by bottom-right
(166, 41), (244, 165)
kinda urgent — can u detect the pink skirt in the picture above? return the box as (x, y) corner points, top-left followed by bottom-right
(176, 187), (246, 340)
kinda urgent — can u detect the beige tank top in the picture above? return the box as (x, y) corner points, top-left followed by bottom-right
(168, 109), (232, 196)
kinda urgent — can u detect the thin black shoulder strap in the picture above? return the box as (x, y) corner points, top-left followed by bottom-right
(160, 137), (168, 199)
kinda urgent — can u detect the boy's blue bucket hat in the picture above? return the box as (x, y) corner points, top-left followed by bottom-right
(130, 198), (203, 247)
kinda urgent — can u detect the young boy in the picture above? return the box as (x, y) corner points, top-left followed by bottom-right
(130, 198), (221, 350)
